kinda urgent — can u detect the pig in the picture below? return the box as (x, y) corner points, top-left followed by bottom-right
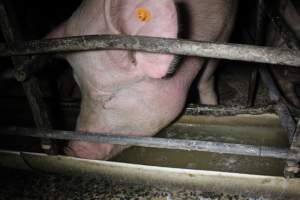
(267, 0), (300, 107)
(47, 0), (237, 160)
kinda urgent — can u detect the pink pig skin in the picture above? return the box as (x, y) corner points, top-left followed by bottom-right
(48, 0), (237, 160)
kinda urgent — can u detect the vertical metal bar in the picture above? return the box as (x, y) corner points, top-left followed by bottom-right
(247, 0), (266, 107)
(258, 0), (297, 144)
(259, 67), (296, 143)
(264, 0), (300, 139)
(247, 68), (258, 107)
(263, 0), (300, 178)
(285, 120), (300, 177)
(0, 0), (56, 154)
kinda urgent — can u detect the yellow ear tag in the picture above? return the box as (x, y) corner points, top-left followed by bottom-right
(135, 7), (151, 22)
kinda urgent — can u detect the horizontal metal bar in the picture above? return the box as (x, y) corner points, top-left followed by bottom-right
(1, 127), (299, 160)
(184, 104), (274, 116)
(0, 35), (300, 67)
(58, 101), (275, 116)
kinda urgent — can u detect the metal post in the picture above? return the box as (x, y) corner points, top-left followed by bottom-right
(247, 0), (266, 107)
(0, 0), (56, 154)
(266, 1), (300, 178)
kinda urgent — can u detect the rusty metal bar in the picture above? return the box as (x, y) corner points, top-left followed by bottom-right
(290, 121), (300, 151)
(247, 0), (266, 107)
(184, 104), (274, 116)
(284, 120), (300, 177)
(249, 0), (297, 145)
(259, 66), (296, 143)
(1, 127), (300, 161)
(260, 0), (300, 178)
(0, 0), (56, 154)
(264, 0), (300, 115)
(14, 55), (52, 81)
(0, 35), (300, 67)
(58, 100), (275, 117)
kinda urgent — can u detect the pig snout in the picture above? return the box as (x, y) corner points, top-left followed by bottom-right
(65, 141), (115, 160)
(48, 0), (237, 160)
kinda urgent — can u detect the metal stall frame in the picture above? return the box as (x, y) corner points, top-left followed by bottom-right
(0, 0), (300, 192)
(0, 0), (56, 154)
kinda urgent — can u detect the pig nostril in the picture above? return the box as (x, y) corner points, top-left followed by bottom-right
(135, 8), (151, 22)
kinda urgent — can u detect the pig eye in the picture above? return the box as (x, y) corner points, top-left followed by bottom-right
(135, 7), (151, 22)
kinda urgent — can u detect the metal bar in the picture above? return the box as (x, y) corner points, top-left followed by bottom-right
(58, 101), (275, 117)
(285, 120), (300, 177)
(259, 67), (296, 143)
(260, 0), (300, 178)
(184, 104), (274, 116)
(1, 127), (299, 161)
(290, 121), (300, 150)
(264, 0), (300, 143)
(14, 55), (52, 82)
(247, 0), (267, 107)
(262, 0), (300, 117)
(265, 0), (300, 50)
(254, 0), (297, 145)
(247, 68), (259, 107)
(0, 0), (56, 154)
(0, 35), (300, 67)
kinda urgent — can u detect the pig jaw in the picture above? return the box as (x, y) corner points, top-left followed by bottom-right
(65, 80), (186, 160)
(65, 142), (114, 160)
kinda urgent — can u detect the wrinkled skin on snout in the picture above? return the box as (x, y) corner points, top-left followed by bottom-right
(48, 0), (237, 160)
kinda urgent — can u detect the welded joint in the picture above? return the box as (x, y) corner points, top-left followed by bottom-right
(284, 160), (300, 178)
(285, 120), (300, 178)
(14, 68), (27, 82)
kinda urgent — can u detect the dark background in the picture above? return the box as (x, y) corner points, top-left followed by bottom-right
(0, 0), (297, 199)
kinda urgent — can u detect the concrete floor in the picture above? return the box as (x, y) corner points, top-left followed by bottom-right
(0, 168), (267, 200)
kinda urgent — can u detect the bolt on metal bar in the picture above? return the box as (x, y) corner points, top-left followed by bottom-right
(1, 127), (299, 161)
(0, 0), (56, 154)
(0, 35), (300, 67)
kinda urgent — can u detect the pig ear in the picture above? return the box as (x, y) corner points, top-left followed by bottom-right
(134, 52), (176, 78)
(45, 23), (66, 39)
(111, 0), (178, 78)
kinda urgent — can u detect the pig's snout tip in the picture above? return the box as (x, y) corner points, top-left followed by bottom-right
(64, 145), (78, 158)
(64, 141), (113, 160)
